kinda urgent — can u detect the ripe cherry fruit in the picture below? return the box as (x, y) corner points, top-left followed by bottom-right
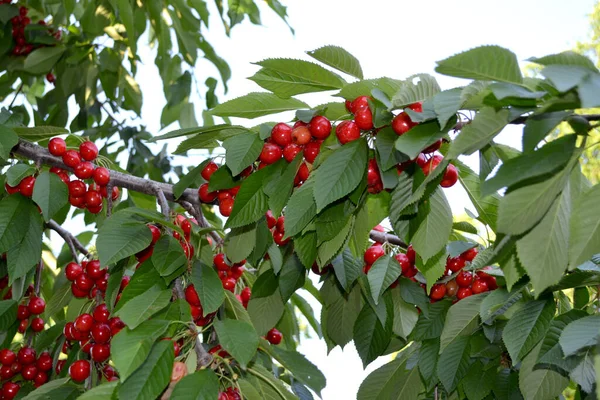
(335, 121), (360, 144)
(364, 244), (385, 265)
(74, 161), (94, 179)
(354, 107), (374, 130)
(391, 112), (413, 135)
(28, 296), (45, 315)
(266, 328), (283, 345)
(198, 183), (218, 203)
(307, 116), (331, 139)
(460, 247), (478, 262)
(440, 164), (458, 188)
(79, 141), (98, 161)
(291, 126), (311, 145)
(69, 360), (90, 382)
(62, 150), (81, 168)
(455, 271), (473, 288)
(259, 143), (283, 165)
(429, 284), (447, 300)
(283, 143), (303, 163)
(201, 161), (219, 181)
(471, 279), (489, 294)
(271, 123), (292, 147)
(93, 167), (110, 186)
(18, 176), (35, 197)
(303, 140), (321, 164)
(48, 137), (66, 156)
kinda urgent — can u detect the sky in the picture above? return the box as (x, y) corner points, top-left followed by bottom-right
(48, 0), (598, 398)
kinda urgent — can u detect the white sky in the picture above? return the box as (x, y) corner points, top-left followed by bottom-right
(46, 0), (598, 398)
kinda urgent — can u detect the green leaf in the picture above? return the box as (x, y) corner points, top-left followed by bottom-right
(262, 345), (327, 395)
(559, 315), (600, 357)
(390, 288), (418, 339)
(435, 45), (522, 84)
(96, 211), (153, 267)
(337, 78), (403, 100)
(0, 300), (17, 331)
(118, 340), (174, 400)
(22, 378), (80, 400)
(265, 154), (302, 217)
(284, 179), (317, 237)
(331, 248), (361, 292)
(528, 51), (597, 71)
(394, 117), (455, 160)
(540, 65), (591, 92)
(313, 138), (368, 211)
(23, 46), (66, 74)
(114, 285), (171, 329)
(173, 163), (204, 199)
(522, 111), (569, 152)
(497, 163), (571, 235)
(7, 203), (42, 284)
(0, 125), (19, 161)
(151, 235), (187, 278)
(171, 370), (219, 400)
(433, 88), (464, 128)
(455, 159), (500, 230)
(208, 165), (237, 192)
(357, 357), (422, 400)
(448, 107), (510, 158)
(247, 274), (285, 336)
(226, 165), (270, 229)
(482, 135), (577, 196)
(190, 261), (225, 314)
(117, 0), (136, 54)
(279, 254), (306, 301)
(411, 189), (452, 263)
(517, 183), (571, 294)
(569, 183), (600, 267)
(316, 217), (353, 267)
(247, 365), (298, 400)
(111, 320), (169, 381)
(391, 74), (441, 108)
(6, 164), (35, 187)
(224, 224), (256, 263)
(214, 319), (259, 368)
(439, 293), (487, 353)
(437, 335), (471, 392)
(519, 341), (569, 400)
(306, 45), (363, 79)
(77, 381), (118, 400)
(353, 303), (392, 368)
(502, 297), (555, 362)
(367, 254), (401, 304)
(376, 127), (408, 171)
(325, 284), (362, 348)
(462, 360), (495, 400)
(412, 300), (451, 340)
(32, 171), (68, 222)
(210, 92), (308, 119)
(223, 133), (263, 176)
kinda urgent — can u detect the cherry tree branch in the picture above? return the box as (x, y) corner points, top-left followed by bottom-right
(46, 220), (90, 259)
(34, 259), (43, 296)
(369, 230), (407, 248)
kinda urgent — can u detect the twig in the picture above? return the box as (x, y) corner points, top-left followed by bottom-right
(34, 259), (43, 296)
(8, 83), (23, 108)
(100, 102), (126, 128)
(179, 200), (223, 245)
(106, 181), (114, 218)
(46, 220), (90, 259)
(369, 230), (407, 248)
(152, 184), (170, 219)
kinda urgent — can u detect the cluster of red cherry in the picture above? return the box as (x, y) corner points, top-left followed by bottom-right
(218, 386), (242, 400)
(184, 284), (216, 327)
(265, 211), (290, 246)
(9, 5), (60, 63)
(136, 217), (195, 265)
(64, 260), (110, 299)
(362, 242), (418, 279)
(197, 162), (245, 217)
(0, 346), (53, 398)
(62, 304), (125, 382)
(16, 295), (45, 334)
(213, 253), (246, 293)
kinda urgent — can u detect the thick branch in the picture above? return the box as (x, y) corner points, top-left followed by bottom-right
(46, 220), (90, 259)
(369, 230), (407, 248)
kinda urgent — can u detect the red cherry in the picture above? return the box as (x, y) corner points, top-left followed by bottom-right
(102, 365), (116, 379)
(22, 364), (37, 380)
(296, 162), (310, 182)
(422, 139), (442, 154)
(354, 107), (374, 130)
(2, 382), (20, 400)
(185, 285), (201, 306)
(75, 273), (94, 291)
(69, 360), (90, 382)
(36, 352), (52, 372)
(275, 216), (285, 233)
(0, 350), (16, 367)
(148, 224), (161, 245)
(19, 6), (27, 16)
(308, 116), (331, 139)
(446, 257), (466, 273)
(265, 210), (277, 229)
(367, 159), (381, 187)
(273, 230), (289, 246)
(100, 185), (120, 200)
(79, 141), (98, 161)
(120, 276), (131, 291)
(9, 362), (21, 376)
(460, 247), (478, 262)
(260, 143), (283, 165)
(457, 287), (473, 300)
(394, 253), (412, 275)
(190, 305), (203, 320)
(271, 123), (292, 147)
(364, 244), (385, 265)
(241, 287), (251, 303)
(90, 343), (111, 362)
(91, 323), (112, 343)
(28, 297), (45, 315)
(471, 279), (489, 294)
(214, 253), (229, 271)
(62, 150), (81, 168)
(18, 319), (28, 333)
(282, 143), (303, 163)
(65, 262), (83, 281)
(68, 180), (86, 198)
(349, 96), (370, 114)
(4, 183), (19, 195)
(266, 328), (283, 345)
(222, 278), (236, 292)
(74, 161), (95, 179)
(0, 365), (12, 380)
(18, 176), (35, 197)
(292, 126), (311, 145)
(71, 282), (89, 298)
(93, 167), (110, 186)
(303, 140), (321, 164)
(93, 304), (110, 323)
(198, 183), (218, 203)
(201, 161), (219, 181)
(456, 271), (473, 288)
(219, 198), (234, 217)
(74, 313), (94, 332)
(85, 260), (103, 280)
(85, 190), (103, 208)
(440, 164), (458, 188)
(108, 317), (125, 336)
(422, 155), (443, 176)
(218, 190), (232, 203)
(392, 112), (414, 135)
(430, 284), (447, 300)
(34, 371), (48, 386)
(17, 347), (36, 365)
(335, 121), (360, 144)
(17, 305), (30, 320)
(48, 137), (66, 156)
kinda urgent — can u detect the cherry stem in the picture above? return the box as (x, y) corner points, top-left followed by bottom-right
(46, 220), (90, 260)
(34, 259), (43, 297)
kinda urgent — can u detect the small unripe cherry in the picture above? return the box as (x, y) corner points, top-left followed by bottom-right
(445, 280), (459, 297)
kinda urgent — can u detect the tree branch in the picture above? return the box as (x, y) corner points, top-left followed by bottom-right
(46, 220), (90, 259)
(369, 230), (407, 248)
(178, 201), (223, 245)
(34, 259), (43, 296)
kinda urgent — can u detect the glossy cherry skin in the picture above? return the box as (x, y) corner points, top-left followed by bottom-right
(292, 126), (311, 145)
(65, 262), (83, 281)
(185, 285), (201, 306)
(440, 164), (458, 188)
(69, 360), (91, 382)
(460, 247), (478, 262)
(266, 328), (283, 345)
(17, 347), (36, 365)
(446, 257), (466, 273)
(271, 123), (292, 147)
(93, 167), (110, 186)
(219, 198), (234, 217)
(364, 244), (385, 265)
(62, 150), (81, 168)
(48, 137), (67, 156)
(395, 253), (412, 275)
(259, 143), (283, 165)
(335, 121), (360, 144)
(457, 287), (473, 300)
(28, 296), (45, 315)
(367, 159), (381, 187)
(91, 323), (112, 343)
(0, 349), (16, 366)
(283, 143), (303, 163)
(198, 183), (218, 203)
(429, 284), (447, 300)
(79, 141), (98, 161)
(36, 352), (52, 371)
(303, 140), (321, 164)
(93, 304), (110, 323)
(241, 287), (251, 303)
(85, 260), (104, 280)
(75, 273), (94, 291)
(68, 180), (86, 197)
(308, 116), (331, 139)
(201, 161), (219, 181)
(74, 313), (94, 332)
(348, 96), (370, 114)
(354, 107), (374, 130)
(2, 382), (20, 400)
(74, 161), (95, 179)
(471, 279), (489, 294)
(90, 343), (111, 362)
(392, 112), (414, 135)
(265, 210), (277, 229)
(18, 176), (35, 197)
(456, 271), (473, 288)
(297, 163), (310, 182)
(446, 280), (459, 297)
